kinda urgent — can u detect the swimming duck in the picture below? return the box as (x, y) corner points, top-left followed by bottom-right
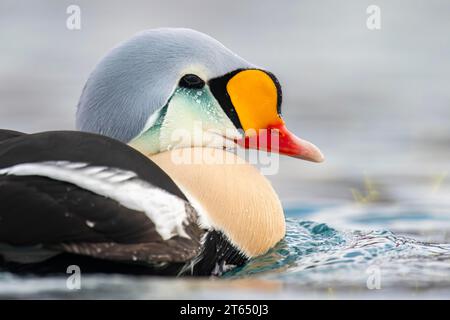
(0, 28), (323, 276)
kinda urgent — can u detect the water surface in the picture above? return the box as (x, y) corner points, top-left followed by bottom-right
(0, 0), (449, 299)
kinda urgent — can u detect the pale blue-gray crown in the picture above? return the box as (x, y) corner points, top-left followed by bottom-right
(76, 28), (253, 142)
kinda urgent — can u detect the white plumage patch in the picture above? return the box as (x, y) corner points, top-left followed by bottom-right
(0, 161), (190, 240)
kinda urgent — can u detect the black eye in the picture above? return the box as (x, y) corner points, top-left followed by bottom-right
(179, 74), (205, 89)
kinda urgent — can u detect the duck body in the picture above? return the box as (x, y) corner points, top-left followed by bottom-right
(0, 130), (281, 276)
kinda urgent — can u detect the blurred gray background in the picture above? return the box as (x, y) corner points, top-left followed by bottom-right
(1, 0), (449, 204)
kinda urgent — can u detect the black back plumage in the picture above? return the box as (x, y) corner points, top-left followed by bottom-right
(0, 130), (205, 275)
(0, 129), (25, 142)
(0, 130), (186, 200)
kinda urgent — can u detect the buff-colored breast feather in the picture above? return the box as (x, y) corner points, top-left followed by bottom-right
(149, 148), (286, 258)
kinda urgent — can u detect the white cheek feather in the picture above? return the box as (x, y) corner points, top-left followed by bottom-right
(0, 161), (190, 240)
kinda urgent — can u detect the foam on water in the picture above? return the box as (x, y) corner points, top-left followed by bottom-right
(226, 218), (450, 290)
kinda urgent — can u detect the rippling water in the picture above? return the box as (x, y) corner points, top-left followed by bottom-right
(2, 193), (450, 299)
(229, 218), (450, 289)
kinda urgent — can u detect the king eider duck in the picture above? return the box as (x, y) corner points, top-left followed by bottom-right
(0, 28), (323, 276)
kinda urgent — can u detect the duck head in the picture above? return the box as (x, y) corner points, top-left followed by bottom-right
(76, 28), (323, 162)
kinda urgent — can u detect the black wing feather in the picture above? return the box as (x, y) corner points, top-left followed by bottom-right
(0, 175), (203, 263)
(0, 130), (186, 199)
(0, 129), (26, 142)
(0, 131), (205, 274)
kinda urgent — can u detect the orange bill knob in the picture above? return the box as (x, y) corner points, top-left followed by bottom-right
(227, 69), (324, 162)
